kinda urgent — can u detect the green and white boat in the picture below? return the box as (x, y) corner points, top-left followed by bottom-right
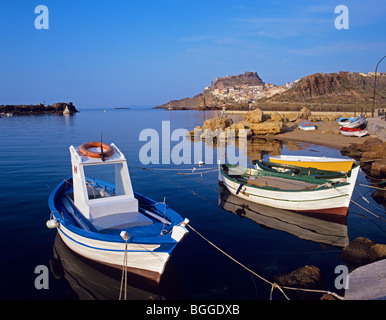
(218, 162), (360, 217)
(252, 159), (352, 181)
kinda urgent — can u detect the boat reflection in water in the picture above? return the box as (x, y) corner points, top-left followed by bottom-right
(50, 234), (184, 300)
(218, 185), (349, 249)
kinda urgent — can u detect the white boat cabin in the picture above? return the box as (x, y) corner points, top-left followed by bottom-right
(69, 143), (151, 231)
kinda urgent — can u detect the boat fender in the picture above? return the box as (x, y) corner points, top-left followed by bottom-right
(46, 219), (60, 229)
(236, 184), (244, 195)
(181, 218), (190, 226)
(120, 231), (129, 241)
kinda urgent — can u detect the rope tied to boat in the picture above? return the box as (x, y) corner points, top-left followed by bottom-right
(186, 224), (344, 300)
(119, 231), (130, 300)
(331, 182), (386, 223)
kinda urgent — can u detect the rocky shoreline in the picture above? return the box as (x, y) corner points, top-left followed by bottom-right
(0, 102), (78, 115)
(189, 107), (386, 179)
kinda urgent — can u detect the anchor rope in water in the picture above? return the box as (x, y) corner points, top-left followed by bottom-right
(332, 183), (386, 223)
(138, 167), (218, 206)
(359, 183), (386, 191)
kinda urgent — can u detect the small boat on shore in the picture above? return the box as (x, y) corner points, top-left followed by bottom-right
(298, 119), (315, 130)
(47, 142), (189, 283)
(218, 162), (360, 217)
(269, 155), (354, 173)
(253, 159), (350, 180)
(337, 115), (366, 128)
(340, 126), (367, 137)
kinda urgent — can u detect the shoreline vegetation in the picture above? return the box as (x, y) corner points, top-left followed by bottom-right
(0, 102), (78, 115)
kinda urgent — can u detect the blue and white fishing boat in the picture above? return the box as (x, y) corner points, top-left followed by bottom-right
(337, 115), (366, 128)
(298, 119), (315, 130)
(47, 142), (189, 283)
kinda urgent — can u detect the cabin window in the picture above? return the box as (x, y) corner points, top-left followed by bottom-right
(83, 163), (129, 200)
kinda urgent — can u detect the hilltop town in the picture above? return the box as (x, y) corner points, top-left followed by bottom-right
(204, 71), (285, 104)
(155, 71), (386, 112)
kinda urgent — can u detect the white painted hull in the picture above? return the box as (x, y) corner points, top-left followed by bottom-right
(340, 129), (367, 137)
(219, 165), (360, 216)
(57, 224), (171, 280)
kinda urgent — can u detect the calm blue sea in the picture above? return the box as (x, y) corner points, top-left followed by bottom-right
(0, 108), (385, 300)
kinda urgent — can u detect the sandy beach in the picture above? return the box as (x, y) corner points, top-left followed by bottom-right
(268, 121), (372, 150)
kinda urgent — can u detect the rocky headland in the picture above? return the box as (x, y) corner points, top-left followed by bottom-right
(156, 71), (386, 112)
(0, 102), (78, 115)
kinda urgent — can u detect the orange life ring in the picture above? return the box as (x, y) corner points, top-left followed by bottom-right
(79, 142), (114, 158)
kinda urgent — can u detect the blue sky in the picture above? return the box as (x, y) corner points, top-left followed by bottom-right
(0, 0), (385, 108)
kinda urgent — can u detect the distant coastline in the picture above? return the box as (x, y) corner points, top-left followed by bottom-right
(155, 71), (386, 113)
(0, 102), (78, 115)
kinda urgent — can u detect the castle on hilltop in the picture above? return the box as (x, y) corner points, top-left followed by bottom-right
(203, 71), (283, 104)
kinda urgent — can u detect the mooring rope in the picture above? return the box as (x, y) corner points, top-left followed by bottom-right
(359, 183), (386, 191)
(119, 232), (129, 300)
(186, 224), (344, 300)
(332, 184), (386, 222)
(138, 167), (218, 206)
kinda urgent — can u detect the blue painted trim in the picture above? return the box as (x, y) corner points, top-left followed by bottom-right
(58, 227), (174, 253)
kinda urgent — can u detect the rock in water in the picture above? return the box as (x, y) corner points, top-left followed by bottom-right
(274, 265), (323, 300)
(337, 237), (376, 267)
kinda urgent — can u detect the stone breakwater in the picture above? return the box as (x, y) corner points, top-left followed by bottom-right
(0, 102), (78, 115)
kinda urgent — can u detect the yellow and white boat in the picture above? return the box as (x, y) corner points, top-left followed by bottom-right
(269, 155), (354, 173)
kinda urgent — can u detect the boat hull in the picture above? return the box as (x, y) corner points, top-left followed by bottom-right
(298, 119), (315, 130)
(219, 165), (360, 217)
(338, 115), (366, 128)
(269, 155), (354, 173)
(56, 224), (169, 283)
(340, 127), (367, 137)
